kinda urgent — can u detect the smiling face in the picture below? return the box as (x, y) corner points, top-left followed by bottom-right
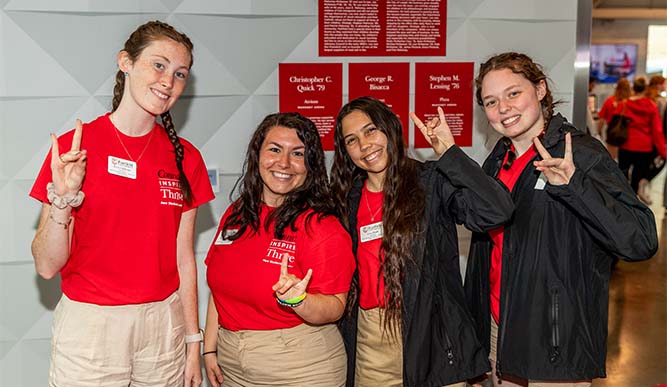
(259, 126), (308, 207)
(119, 38), (191, 117)
(481, 68), (546, 148)
(341, 110), (389, 191)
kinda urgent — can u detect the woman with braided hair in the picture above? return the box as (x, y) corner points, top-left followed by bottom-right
(30, 20), (214, 386)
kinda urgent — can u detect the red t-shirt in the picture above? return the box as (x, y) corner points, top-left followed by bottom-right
(489, 145), (537, 323)
(597, 95), (619, 124)
(357, 183), (386, 309)
(205, 205), (355, 331)
(30, 113), (215, 305)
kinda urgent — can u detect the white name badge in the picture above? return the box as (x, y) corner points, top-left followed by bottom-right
(534, 172), (547, 190)
(215, 229), (238, 245)
(108, 156), (137, 179)
(360, 221), (383, 243)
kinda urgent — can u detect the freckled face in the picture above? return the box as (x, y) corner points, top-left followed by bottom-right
(481, 68), (546, 144)
(341, 110), (389, 184)
(259, 126), (307, 207)
(119, 38), (191, 117)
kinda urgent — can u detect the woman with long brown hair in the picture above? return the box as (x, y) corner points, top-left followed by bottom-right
(30, 21), (214, 386)
(330, 96), (514, 387)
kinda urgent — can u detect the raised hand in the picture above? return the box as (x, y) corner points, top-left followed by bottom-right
(271, 253), (312, 302)
(50, 119), (87, 195)
(409, 106), (455, 157)
(533, 132), (576, 186)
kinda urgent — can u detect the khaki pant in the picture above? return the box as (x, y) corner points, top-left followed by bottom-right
(49, 292), (185, 387)
(355, 307), (466, 387)
(489, 318), (591, 387)
(217, 323), (346, 387)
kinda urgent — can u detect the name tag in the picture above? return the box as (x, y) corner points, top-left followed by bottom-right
(108, 155), (137, 179)
(534, 172), (547, 190)
(215, 229), (238, 245)
(360, 221), (383, 243)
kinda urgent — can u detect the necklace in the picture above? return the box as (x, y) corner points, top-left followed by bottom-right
(110, 116), (155, 163)
(363, 187), (383, 222)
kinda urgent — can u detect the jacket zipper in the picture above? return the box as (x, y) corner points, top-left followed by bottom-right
(444, 330), (455, 365)
(434, 293), (456, 366)
(494, 153), (539, 381)
(550, 288), (561, 363)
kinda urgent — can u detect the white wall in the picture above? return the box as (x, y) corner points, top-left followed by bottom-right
(0, 0), (578, 385)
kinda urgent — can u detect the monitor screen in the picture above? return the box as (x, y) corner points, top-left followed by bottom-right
(590, 44), (638, 84)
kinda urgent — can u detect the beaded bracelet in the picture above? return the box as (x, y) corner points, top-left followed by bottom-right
(47, 182), (85, 209)
(48, 210), (72, 229)
(276, 293), (307, 308)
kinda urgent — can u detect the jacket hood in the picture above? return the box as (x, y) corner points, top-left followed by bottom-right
(541, 113), (583, 148)
(625, 97), (658, 115)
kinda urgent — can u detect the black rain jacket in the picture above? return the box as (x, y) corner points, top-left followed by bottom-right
(339, 146), (514, 387)
(465, 114), (658, 381)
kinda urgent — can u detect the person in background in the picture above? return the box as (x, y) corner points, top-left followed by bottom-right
(585, 77), (602, 142)
(614, 76), (665, 203)
(30, 20), (214, 386)
(203, 112), (355, 387)
(597, 78), (631, 161)
(632, 76), (647, 94)
(467, 52), (658, 387)
(645, 75), (666, 130)
(641, 75), (667, 196)
(645, 75), (667, 212)
(331, 96), (514, 387)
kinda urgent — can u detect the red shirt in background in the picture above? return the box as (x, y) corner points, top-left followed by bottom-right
(599, 96), (666, 157)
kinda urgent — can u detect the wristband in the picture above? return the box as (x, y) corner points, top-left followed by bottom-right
(202, 350), (217, 356)
(276, 293), (307, 308)
(185, 329), (203, 344)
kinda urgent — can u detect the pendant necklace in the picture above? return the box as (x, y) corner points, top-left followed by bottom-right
(364, 188), (383, 222)
(110, 116), (155, 163)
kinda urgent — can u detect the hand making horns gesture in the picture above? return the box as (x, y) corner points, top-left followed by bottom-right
(533, 132), (576, 186)
(50, 119), (87, 196)
(272, 253), (313, 302)
(409, 106), (455, 157)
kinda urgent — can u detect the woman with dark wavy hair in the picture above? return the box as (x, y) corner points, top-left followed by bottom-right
(467, 52), (657, 387)
(203, 112), (355, 387)
(29, 21), (214, 386)
(330, 96), (514, 387)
